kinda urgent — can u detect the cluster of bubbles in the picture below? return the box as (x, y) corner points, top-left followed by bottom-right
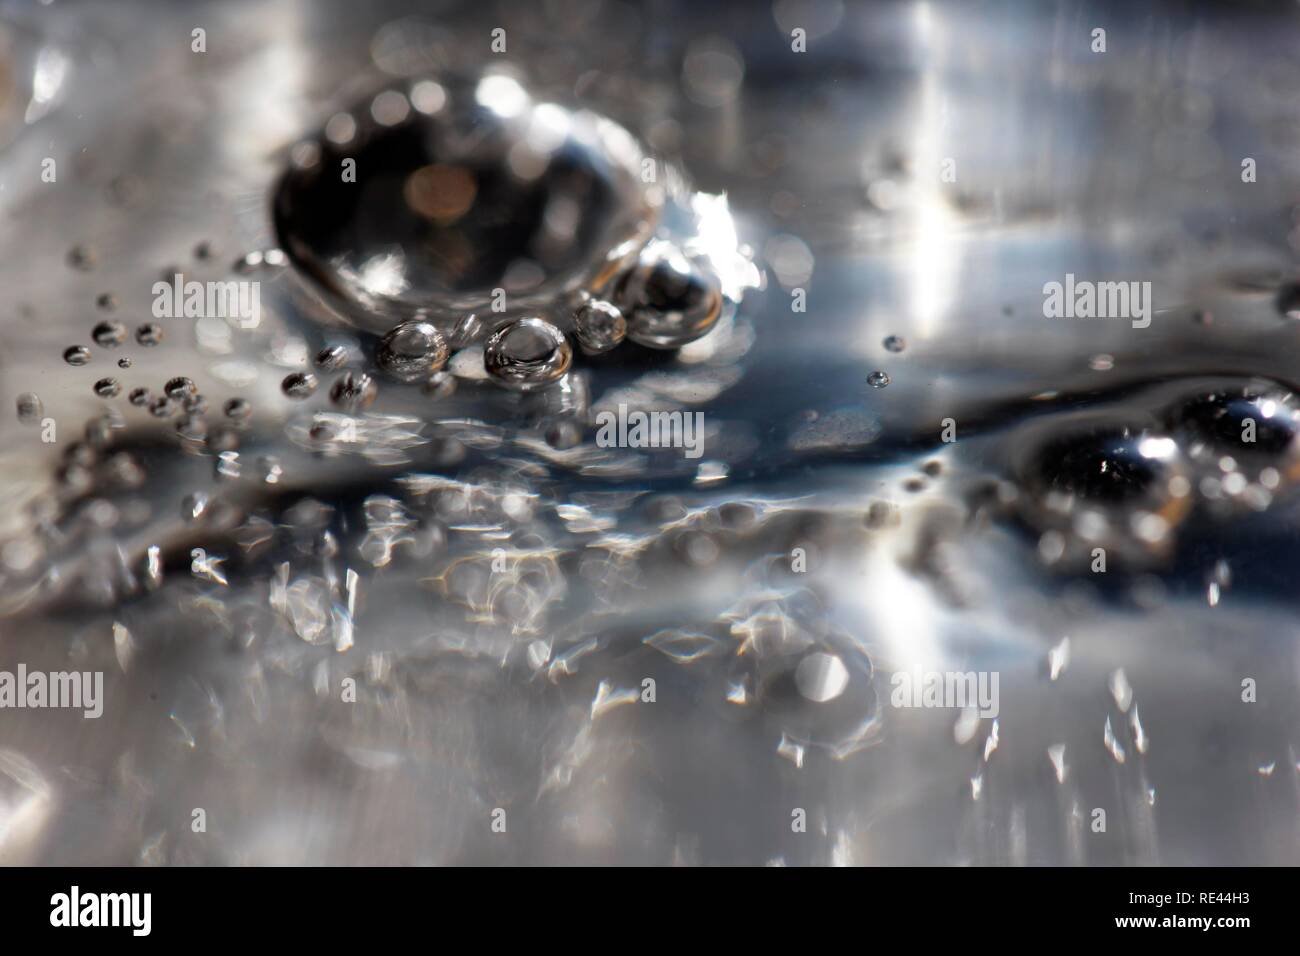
(1003, 377), (1300, 568)
(46, 273), (270, 524)
(62, 310), (165, 407)
(330, 236), (738, 397)
(592, 239), (727, 351)
(269, 72), (761, 405)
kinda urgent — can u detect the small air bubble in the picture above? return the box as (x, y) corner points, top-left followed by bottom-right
(164, 377), (197, 399)
(136, 323), (163, 346)
(68, 245), (97, 271)
(282, 372), (319, 399)
(314, 345), (349, 370)
(329, 372), (377, 410)
(483, 318), (572, 391)
(376, 319), (448, 382)
(574, 299), (627, 354)
(615, 241), (724, 349)
(92, 321), (127, 348)
(867, 370), (890, 388)
(16, 392), (42, 424)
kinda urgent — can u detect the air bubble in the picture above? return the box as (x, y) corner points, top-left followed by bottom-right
(483, 317), (572, 391)
(614, 240), (724, 349)
(1028, 424), (1180, 505)
(272, 76), (655, 331)
(16, 392), (42, 424)
(164, 377), (197, 399)
(573, 298), (627, 353)
(92, 321), (127, 348)
(149, 396), (176, 418)
(282, 372), (319, 399)
(1013, 417), (1192, 563)
(375, 319), (448, 382)
(867, 371), (890, 388)
(136, 323), (163, 346)
(739, 626), (878, 758)
(314, 345), (349, 370)
(329, 372), (378, 410)
(882, 335), (906, 353)
(68, 245), (96, 271)
(1167, 384), (1300, 459)
(64, 345), (91, 366)
(93, 378), (121, 398)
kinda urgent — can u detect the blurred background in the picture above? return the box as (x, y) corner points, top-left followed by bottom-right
(1, 0), (1299, 865)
